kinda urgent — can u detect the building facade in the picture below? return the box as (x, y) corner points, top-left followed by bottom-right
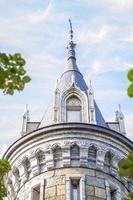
(4, 21), (133, 200)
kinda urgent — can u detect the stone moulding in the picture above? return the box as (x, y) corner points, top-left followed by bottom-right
(4, 123), (133, 160)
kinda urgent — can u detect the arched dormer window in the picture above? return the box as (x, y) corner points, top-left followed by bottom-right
(88, 146), (97, 167)
(104, 151), (112, 172)
(53, 146), (62, 168)
(70, 144), (80, 166)
(66, 96), (81, 122)
(36, 150), (45, 173)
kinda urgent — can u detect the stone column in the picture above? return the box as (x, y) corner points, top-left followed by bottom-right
(80, 146), (88, 167)
(29, 153), (39, 177)
(45, 149), (54, 170)
(115, 188), (121, 200)
(40, 179), (45, 200)
(29, 187), (34, 200)
(111, 156), (119, 176)
(105, 180), (111, 200)
(80, 175), (85, 200)
(96, 149), (106, 170)
(18, 163), (27, 185)
(62, 147), (70, 167)
(66, 176), (71, 200)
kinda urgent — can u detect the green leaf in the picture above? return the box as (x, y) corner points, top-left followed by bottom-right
(22, 76), (31, 83)
(128, 69), (133, 82)
(128, 84), (133, 97)
(13, 53), (21, 60)
(128, 193), (133, 198)
(0, 53), (31, 95)
(18, 66), (26, 75)
(6, 88), (14, 95)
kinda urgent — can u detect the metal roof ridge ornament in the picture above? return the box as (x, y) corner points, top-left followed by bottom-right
(67, 18), (76, 61)
(68, 18), (73, 42)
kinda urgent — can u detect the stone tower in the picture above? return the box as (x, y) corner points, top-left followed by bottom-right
(4, 21), (133, 200)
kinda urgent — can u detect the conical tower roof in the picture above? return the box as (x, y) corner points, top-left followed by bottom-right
(39, 20), (108, 128)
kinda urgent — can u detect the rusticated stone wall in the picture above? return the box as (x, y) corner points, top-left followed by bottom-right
(14, 168), (128, 200)
(4, 124), (133, 200)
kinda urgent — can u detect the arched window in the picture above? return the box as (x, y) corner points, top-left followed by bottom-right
(66, 96), (81, 122)
(36, 150), (45, 172)
(23, 158), (31, 179)
(88, 146), (97, 167)
(109, 185), (119, 200)
(33, 184), (40, 200)
(104, 151), (112, 172)
(53, 146), (62, 168)
(70, 144), (80, 166)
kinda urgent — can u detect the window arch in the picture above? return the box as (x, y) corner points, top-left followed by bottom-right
(53, 146), (62, 168)
(104, 151), (112, 172)
(70, 144), (80, 166)
(88, 146), (97, 167)
(36, 150), (45, 172)
(66, 95), (81, 122)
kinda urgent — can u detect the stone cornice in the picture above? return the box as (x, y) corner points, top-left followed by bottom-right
(4, 123), (133, 160)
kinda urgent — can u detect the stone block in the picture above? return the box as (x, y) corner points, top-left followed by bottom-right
(86, 176), (105, 188)
(86, 197), (105, 200)
(54, 167), (95, 177)
(45, 196), (65, 200)
(46, 175), (65, 186)
(57, 185), (65, 195)
(86, 185), (95, 196)
(95, 187), (106, 199)
(45, 186), (56, 198)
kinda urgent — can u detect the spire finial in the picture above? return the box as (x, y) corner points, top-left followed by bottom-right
(89, 80), (92, 87)
(68, 18), (73, 41)
(118, 104), (121, 112)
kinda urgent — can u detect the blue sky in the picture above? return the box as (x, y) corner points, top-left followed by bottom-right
(0, 0), (133, 155)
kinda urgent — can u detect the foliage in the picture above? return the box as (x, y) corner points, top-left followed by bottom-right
(0, 159), (11, 200)
(118, 152), (133, 200)
(128, 69), (133, 97)
(0, 53), (31, 95)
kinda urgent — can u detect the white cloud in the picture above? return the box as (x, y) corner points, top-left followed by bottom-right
(95, 90), (125, 101)
(102, 0), (133, 11)
(81, 0), (133, 11)
(88, 58), (130, 74)
(27, 53), (64, 70)
(122, 27), (133, 43)
(77, 25), (117, 44)
(28, 1), (53, 23)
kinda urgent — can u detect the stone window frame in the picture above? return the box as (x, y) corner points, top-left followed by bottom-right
(29, 179), (45, 200)
(88, 145), (97, 162)
(66, 174), (85, 200)
(66, 95), (82, 122)
(61, 88), (89, 123)
(105, 180), (121, 200)
(70, 143), (80, 167)
(104, 151), (113, 173)
(35, 149), (46, 173)
(53, 145), (63, 168)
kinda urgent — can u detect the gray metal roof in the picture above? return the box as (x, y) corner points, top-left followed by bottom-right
(39, 31), (108, 129)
